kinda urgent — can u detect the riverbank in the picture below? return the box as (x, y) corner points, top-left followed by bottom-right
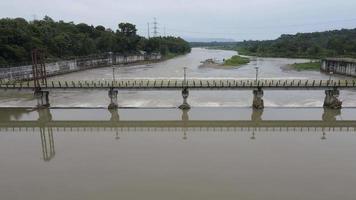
(0, 53), (163, 81)
(207, 46), (326, 60)
(282, 61), (321, 71)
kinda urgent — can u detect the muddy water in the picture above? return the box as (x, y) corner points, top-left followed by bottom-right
(0, 107), (356, 200)
(0, 48), (355, 108)
(1, 48), (356, 200)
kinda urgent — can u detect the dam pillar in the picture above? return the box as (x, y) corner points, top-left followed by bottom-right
(108, 88), (119, 109)
(34, 90), (50, 109)
(252, 88), (264, 109)
(179, 88), (191, 110)
(322, 108), (341, 121)
(37, 108), (52, 123)
(109, 109), (120, 121)
(323, 89), (342, 109)
(251, 108), (263, 121)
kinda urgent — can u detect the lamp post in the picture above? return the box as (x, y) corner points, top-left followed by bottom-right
(255, 67), (259, 82)
(328, 71), (333, 82)
(183, 67), (187, 87)
(112, 67), (115, 81)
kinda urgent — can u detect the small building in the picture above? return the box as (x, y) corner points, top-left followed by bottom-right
(321, 58), (356, 77)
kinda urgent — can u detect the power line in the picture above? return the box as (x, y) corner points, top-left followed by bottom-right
(136, 17), (356, 38)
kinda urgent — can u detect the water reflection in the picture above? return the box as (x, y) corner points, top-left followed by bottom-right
(110, 109), (120, 121)
(0, 108), (355, 161)
(0, 108), (353, 129)
(251, 108), (263, 121)
(250, 109), (262, 140)
(40, 127), (55, 161)
(37, 109), (55, 161)
(0, 108), (33, 121)
(250, 131), (256, 140)
(322, 108), (341, 121)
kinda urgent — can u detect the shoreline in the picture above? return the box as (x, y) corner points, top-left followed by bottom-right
(5, 54), (185, 82)
(280, 61), (321, 72)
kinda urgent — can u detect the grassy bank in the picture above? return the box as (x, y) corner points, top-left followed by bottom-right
(223, 55), (250, 66)
(163, 52), (183, 60)
(289, 61), (321, 71)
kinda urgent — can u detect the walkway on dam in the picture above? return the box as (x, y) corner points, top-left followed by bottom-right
(1, 79), (356, 90)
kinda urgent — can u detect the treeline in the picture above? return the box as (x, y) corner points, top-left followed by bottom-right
(0, 16), (191, 66)
(190, 42), (236, 48)
(192, 28), (356, 58)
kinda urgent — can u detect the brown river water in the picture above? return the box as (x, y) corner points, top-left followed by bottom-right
(0, 48), (356, 108)
(1, 48), (356, 200)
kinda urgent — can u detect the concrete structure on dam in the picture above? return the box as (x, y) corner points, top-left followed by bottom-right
(321, 58), (356, 77)
(0, 52), (161, 81)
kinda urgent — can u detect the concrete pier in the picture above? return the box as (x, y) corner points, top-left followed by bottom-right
(321, 58), (356, 77)
(109, 109), (120, 121)
(37, 108), (52, 122)
(252, 89), (264, 109)
(251, 108), (263, 121)
(179, 88), (191, 110)
(108, 89), (119, 109)
(323, 89), (342, 109)
(322, 108), (341, 121)
(34, 90), (50, 108)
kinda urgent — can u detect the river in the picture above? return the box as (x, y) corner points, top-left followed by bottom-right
(1, 48), (356, 200)
(1, 48), (356, 108)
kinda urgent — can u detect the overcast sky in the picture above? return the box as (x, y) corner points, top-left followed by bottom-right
(1, 0), (356, 41)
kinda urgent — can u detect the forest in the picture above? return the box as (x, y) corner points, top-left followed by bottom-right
(192, 28), (356, 59)
(0, 16), (191, 66)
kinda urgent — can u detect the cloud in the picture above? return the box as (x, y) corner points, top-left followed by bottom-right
(1, 0), (355, 40)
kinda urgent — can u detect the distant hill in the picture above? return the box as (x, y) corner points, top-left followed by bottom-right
(185, 37), (235, 43)
(192, 28), (356, 58)
(190, 41), (236, 48)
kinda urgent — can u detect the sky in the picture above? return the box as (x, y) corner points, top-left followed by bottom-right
(1, 0), (356, 41)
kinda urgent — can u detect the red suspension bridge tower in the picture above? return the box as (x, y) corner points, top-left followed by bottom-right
(31, 49), (48, 90)
(31, 49), (50, 108)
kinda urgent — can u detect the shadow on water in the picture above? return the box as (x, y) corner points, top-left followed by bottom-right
(0, 107), (355, 162)
(0, 108), (33, 121)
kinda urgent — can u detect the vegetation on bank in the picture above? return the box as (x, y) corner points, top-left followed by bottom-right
(223, 55), (250, 66)
(0, 16), (191, 66)
(190, 28), (356, 59)
(289, 61), (321, 71)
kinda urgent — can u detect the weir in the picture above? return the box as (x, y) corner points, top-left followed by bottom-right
(0, 79), (354, 109)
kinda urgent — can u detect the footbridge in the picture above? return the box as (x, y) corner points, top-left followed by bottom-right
(1, 79), (355, 109)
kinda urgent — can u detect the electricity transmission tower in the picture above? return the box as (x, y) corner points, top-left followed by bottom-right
(153, 17), (159, 37)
